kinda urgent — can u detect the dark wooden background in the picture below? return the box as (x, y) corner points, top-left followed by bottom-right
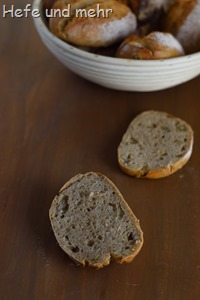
(0, 1), (200, 299)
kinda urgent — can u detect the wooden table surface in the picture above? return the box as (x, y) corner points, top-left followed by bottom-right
(1, 1), (200, 299)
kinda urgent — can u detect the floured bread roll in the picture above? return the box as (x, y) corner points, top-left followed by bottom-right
(49, 0), (137, 47)
(116, 31), (184, 59)
(162, 0), (200, 54)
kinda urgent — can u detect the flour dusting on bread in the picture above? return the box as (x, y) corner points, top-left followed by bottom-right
(148, 31), (184, 52)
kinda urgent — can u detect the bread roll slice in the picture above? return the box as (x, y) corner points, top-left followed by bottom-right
(49, 172), (143, 268)
(118, 111), (193, 179)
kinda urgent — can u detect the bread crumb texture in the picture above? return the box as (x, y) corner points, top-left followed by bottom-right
(118, 111), (193, 178)
(49, 172), (143, 268)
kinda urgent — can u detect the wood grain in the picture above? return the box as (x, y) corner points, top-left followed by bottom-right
(0, 1), (200, 299)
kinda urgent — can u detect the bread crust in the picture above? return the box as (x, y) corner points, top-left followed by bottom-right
(118, 111), (194, 179)
(49, 172), (143, 268)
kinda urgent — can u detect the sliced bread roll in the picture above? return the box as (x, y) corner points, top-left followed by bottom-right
(118, 111), (193, 179)
(49, 172), (143, 268)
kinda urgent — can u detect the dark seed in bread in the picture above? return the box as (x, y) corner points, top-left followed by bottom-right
(118, 111), (193, 179)
(49, 172), (143, 268)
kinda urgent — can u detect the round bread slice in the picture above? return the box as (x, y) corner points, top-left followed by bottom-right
(49, 172), (143, 268)
(118, 111), (193, 179)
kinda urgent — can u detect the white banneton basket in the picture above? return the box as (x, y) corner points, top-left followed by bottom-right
(33, 0), (200, 92)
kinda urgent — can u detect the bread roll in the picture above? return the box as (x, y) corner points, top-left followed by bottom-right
(49, 0), (137, 47)
(116, 31), (184, 59)
(162, 0), (200, 54)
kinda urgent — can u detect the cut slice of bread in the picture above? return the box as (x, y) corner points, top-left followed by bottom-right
(118, 111), (193, 179)
(49, 172), (143, 268)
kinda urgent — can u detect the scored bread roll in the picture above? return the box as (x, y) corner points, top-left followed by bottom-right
(118, 111), (193, 179)
(162, 0), (200, 54)
(49, 172), (143, 268)
(116, 31), (184, 59)
(49, 0), (137, 47)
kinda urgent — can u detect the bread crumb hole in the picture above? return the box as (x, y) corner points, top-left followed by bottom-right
(60, 195), (69, 213)
(78, 200), (83, 206)
(98, 235), (102, 240)
(118, 206), (125, 218)
(87, 240), (94, 247)
(109, 203), (117, 211)
(71, 246), (79, 253)
(128, 232), (138, 241)
(130, 137), (138, 144)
